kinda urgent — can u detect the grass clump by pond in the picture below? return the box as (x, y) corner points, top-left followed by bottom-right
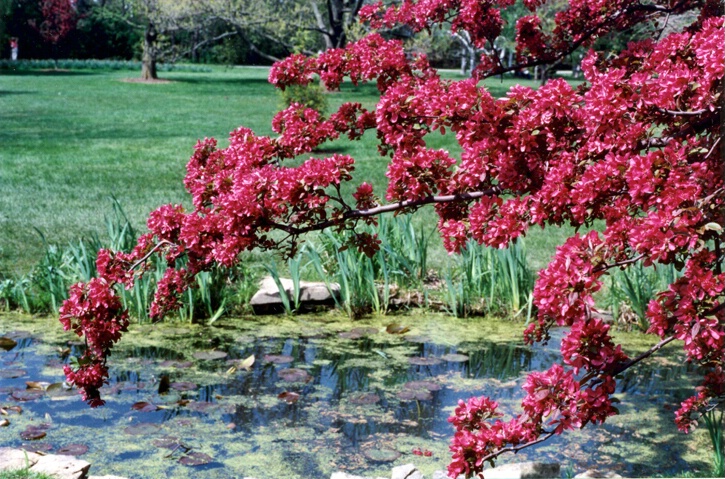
(0, 469), (54, 479)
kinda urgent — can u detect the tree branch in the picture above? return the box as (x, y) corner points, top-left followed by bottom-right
(268, 188), (500, 235)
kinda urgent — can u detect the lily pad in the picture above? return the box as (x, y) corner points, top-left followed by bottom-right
(349, 392), (380, 405)
(278, 368), (312, 383)
(131, 401), (160, 412)
(403, 380), (442, 392)
(187, 401), (217, 413)
(193, 350), (228, 361)
(362, 445), (401, 462)
(159, 360), (194, 369)
(179, 452), (213, 466)
(441, 353), (469, 362)
(152, 436), (180, 449)
(278, 391), (300, 404)
(408, 356), (442, 366)
(123, 423), (160, 436)
(0, 369), (27, 379)
(264, 354), (294, 364)
(20, 425), (49, 440)
(339, 327), (378, 339)
(170, 382), (198, 391)
(239, 354), (255, 371)
(386, 323), (410, 334)
(56, 444), (89, 456)
(0, 337), (18, 351)
(25, 381), (50, 390)
(11, 390), (43, 402)
(19, 442), (53, 453)
(397, 389), (433, 401)
(46, 383), (73, 397)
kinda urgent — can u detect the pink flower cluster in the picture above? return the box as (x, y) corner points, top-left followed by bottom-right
(59, 278), (129, 406)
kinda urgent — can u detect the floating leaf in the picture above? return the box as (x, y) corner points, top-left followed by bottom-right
(159, 360), (193, 369)
(46, 383), (71, 397)
(403, 380), (442, 392)
(20, 425), (49, 440)
(362, 445), (401, 462)
(26, 381), (50, 390)
(170, 382), (198, 391)
(240, 354), (256, 370)
(386, 323), (410, 334)
(179, 452), (213, 466)
(349, 392), (380, 405)
(19, 443), (53, 453)
(0, 337), (17, 351)
(193, 351), (228, 361)
(0, 369), (27, 379)
(152, 436), (180, 449)
(339, 327), (378, 339)
(1, 405), (22, 415)
(131, 401), (160, 412)
(263, 354), (293, 364)
(277, 368), (312, 383)
(441, 353), (469, 362)
(11, 390), (43, 401)
(56, 444), (88, 456)
(123, 423), (160, 435)
(397, 389), (432, 401)
(187, 401), (217, 413)
(278, 391), (300, 404)
(408, 356), (442, 366)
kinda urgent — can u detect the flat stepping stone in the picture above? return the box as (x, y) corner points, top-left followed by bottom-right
(0, 447), (42, 470)
(250, 276), (340, 314)
(30, 454), (91, 479)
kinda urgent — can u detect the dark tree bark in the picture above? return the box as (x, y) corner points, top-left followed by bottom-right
(141, 21), (157, 80)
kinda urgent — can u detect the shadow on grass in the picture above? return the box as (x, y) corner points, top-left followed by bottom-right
(0, 90), (34, 96)
(0, 69), (99, 77)
(172, 76), (271, 87)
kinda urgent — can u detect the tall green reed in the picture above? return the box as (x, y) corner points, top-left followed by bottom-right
(444, 239), (534, 319)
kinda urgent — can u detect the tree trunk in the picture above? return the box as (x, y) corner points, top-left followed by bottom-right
(141, 22), (158, 80)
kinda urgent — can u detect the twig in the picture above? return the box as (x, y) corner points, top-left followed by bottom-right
(129, 240), (174, 272)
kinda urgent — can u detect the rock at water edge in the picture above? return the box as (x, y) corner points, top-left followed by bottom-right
(30, 454), (91, 479)
(391, 463), (424, 479)
(485, 462), (560, 479)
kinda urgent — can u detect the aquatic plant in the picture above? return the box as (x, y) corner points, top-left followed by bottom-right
(443, 239), (534, 319)
(56, 3), (724, 479)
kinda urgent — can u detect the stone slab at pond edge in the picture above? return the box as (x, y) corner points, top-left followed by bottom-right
(250, 276), (340, 314)
(0, 447), (130, 479)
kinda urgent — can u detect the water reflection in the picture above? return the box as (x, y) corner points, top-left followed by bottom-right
(0, 317), (708, 478)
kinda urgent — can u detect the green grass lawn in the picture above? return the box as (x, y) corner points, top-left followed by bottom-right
(0, 65), (571, 276)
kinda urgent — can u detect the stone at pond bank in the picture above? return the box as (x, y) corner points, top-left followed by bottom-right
(391, 464), (424, 479)
(574, 470), (623, 479)
(0, 447), (129, 479)
(330, 472), (387, 479)
(250, 276), (340, 314)
(483, 462), (561, 479)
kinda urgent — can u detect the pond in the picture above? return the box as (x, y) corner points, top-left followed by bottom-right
(0, 312), (713, 478)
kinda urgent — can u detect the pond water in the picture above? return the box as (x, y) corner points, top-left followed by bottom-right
(0, 312), (712, 478)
